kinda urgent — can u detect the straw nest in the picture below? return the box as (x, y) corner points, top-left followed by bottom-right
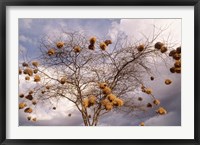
(99, 82), (107, 89)
(170, 67), (176, 73)
(101, 99), (110, 106)
(160, 46), (168, 53)
(32, 61), (39, 67)
(88, 44), (95, 50)
(153, 99), (160, 105)
(175, 67), (181, 73)
(89, 95), (97, 105)
(27, 116), (31, 121)
(25, 94), (33, 100)
(176, 46), (181, 54)
(174, 60), (181, 68)
(169, 49), (176, 57)
(60, 77), (67, 84)
(105, 102), (113, 110)
(46, 85), (50, 90)
(106, 94), (116, 102)
(33, 69), (38, 74)
(53, 107), (56, 110)
(104, 40), (112, 46)
(137, 44), (145, 52)
(154, 42), (164, 49)
(19, 93), (24, 98)
(41, 90), (45, 94)
(156, 107), (167, 115)
(47, 49), (55, 56)
(19, 69), (22, 75)
(100, 42), (107, 50)
(24, 68), (33, 76)
(32, 118), (37, 122)
(173, 53), (181, 60)
(34, 75), (41, 82)
(73, 46), (81, 53)
(165, 79), (172, 85)
(56, 42), (64, 48)
(140, 122), (145, 126)
(24, 108), (33, 113)
(144, 88), (152, 94)
(83, 98), (89, 108)
(25, 76), (30, 81)
(32, 100), (37, 105)
(88, 115), (91, 118)
(147, 103), (153, 108)
(113, 98), (124, 107)
(22, 62), (29, 67)
(102, 87), (112, 95)
(89, 37), (96, 45)
(19, 102), (27, 109)
(68, 114), (72, 117)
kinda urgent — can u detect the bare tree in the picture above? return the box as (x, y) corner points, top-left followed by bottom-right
(19, 27), (181, 126)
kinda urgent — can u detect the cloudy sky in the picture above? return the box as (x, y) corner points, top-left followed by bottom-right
(19, 18), (181, 126)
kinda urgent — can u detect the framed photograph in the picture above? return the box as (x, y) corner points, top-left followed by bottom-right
(0, 0), (199, 145)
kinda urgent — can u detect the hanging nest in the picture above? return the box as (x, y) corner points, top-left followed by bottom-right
(25, 94), (33, 100)
(22, 62), (29, 67)
(68, 114), (72, 117)
(105, 102), (113, 110)
(137, 44), (145, 52)
(25, 76), (30, 81)
(88, 115), (91, 118)
(165, 79), (172, 85)
(60, 77), (67, 85)
(88, 44), (95, 50)
(138, 97), (143, 101)
(34, 75), (41, 82)
(73, 46), (81, 53)
(32, 118), (37, 122)
(24, 68), (33, 76)
(29, 90), (33, 95)
(174, 60), (181, 68)
(102, 87), (112, 95)
(32, 100), (37, 105)
(19, 68), (22, 75)
(156, 107), (167, 115)
(169, 49), (176, 57)
(89, 95), (97, 105)
(160, 46), (168, 53)
(176, 46), (181, 54)
(104, 40), (112, 46)
(140, 122), (145, 126)
(154, 42), (164, 49)
(101, 99), (110, 106)
(145, 88), (152, 94)
(150, 76), (154, 81)
(27, 116), (31, 121)
(173, 53), (181, 60)
(53, 107), (56, 110)
(41, 90), (45, 94)
(33, 69), (38, 74)
(99, 82), (107, 89)
(113, 98), (124, 107)
(147, 103), (153, 108)
(153, 99), (160, 105)
(32, 61), (39, 67)
(175, 67), (181, 73)
(46, 85), (50, 90)
(170, 67), (176, 73)
(100, 42), (107, 50)
(89, 37), (96, 45)
(83, 98), (89, 108)
(19, 102), (27, 109)
(47, 49), (55, 56)
(19, 93), (24, 98)
(56, 42), (64, 48)
(24, 108), (33, 113)
(107, 94), (117, 102)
